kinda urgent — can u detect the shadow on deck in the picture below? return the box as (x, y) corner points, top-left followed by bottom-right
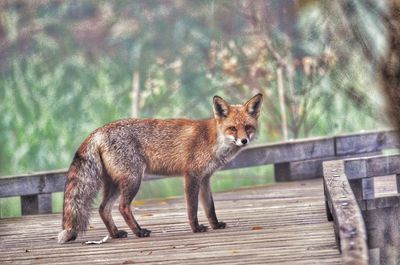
(0, 179), (341, 265)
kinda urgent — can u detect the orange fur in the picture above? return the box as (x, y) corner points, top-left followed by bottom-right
(58, 94), (263, 243)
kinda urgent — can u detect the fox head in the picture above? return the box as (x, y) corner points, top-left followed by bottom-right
(213, 93), (263, 147)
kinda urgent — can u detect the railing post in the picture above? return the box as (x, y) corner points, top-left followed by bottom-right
(21, 193), (52, 215)
(274, 162), (290, 182)
(276, 161), (316, 182)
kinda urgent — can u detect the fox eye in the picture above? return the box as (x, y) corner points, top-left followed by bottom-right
(228, 126), (237, 132)
(245, 125), (254, 131)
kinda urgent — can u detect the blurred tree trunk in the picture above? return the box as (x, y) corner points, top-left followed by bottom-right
(276, 66), (289, 140)
(131, 43), (143, 119)
(267, 0), (301, 139)
(131, 70), (140, 118)
(381, 0), (400, 134)
(272, 0), (303, 58)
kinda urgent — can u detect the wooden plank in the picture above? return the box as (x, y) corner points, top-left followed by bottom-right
(366, 155), (400, 178)
(323, 160), (368, 265)
(0, 130), (398, 198)
(0, 170), (67, 197)
(0, 171), (168, 198)
(335, 130), (398, 156)
(274, 152), (381, 182)
(224, 137), (335, 170)
(363, 207), (400, 250)
(374, 175), (397, 197)
(0, 179), (342, 265)
(343, 159), (367, 180)
(365, 196), (400, 210)
(0, 137), (336, 197)
(344, 154), (400, 180)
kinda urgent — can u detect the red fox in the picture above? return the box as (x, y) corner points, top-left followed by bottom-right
(58, 93), (263, 243)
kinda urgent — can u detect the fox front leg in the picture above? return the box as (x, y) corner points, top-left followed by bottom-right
(200, 177), (226, 229)
(184, 175), (207, 232)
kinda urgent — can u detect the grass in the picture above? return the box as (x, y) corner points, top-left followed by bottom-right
(0, 165), (274, 218)
(0, 197), (21, 218)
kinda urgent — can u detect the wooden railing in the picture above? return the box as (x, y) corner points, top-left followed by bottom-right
(0, 130), (398, 216)
(323, 160), (368, 265)
(324, 154), (400, 265)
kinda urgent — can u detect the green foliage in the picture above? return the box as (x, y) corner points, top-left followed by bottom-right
(0, 197), (20, 218)
(0, 55), (132, 175)
(0, 1), (388, 217)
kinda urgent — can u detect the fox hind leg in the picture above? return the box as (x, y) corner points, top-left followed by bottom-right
(99, 178), (127, 238)
(118, 164), (151, 238)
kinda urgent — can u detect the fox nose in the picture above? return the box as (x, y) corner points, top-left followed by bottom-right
(241, 138), (248, 145)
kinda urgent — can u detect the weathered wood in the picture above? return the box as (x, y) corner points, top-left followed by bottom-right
(0, 170), (67, 197)
(274, 162), (291, 182)
(344, 154), (400, 180)
(362, 178), (375, 200)
(323, 160), (368, 265)
(274, 152), (381, 182)
(365, 196), (400, 210)
(0, 171), (167, 198)
(21, 193), (52, 215)
(0, 136), (342, 197)
(335, 130), (398, 156)
(343, 155), (400, 209)
(374, 175), (397, 197)
(327, 156), (400, 263)
(363, 207), (400, 250)
(225, 137), (335, 170)
(0, 179), (342, 265)
(1, 130), (397, 199)
(275, 160), (326, 182)
(227, 130), (396, 170)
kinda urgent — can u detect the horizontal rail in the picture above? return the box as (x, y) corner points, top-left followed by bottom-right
(344, 154), (400, 180)
(225, 136), (335, 169)
(0, 171), (165, 197)
(341, 154), (400, 212)
(0, 129), (398, 198)
(323, 160), (368, 265)
(227, 129), (398, 170)
(0, 170), (66, 198)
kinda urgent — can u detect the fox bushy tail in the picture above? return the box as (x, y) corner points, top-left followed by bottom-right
(57, 150), (103, 243)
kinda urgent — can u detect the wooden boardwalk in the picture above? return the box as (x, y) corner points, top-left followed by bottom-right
(1, 179), (341, 264)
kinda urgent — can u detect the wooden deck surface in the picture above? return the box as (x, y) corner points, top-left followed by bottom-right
(0, 179), (341, 264)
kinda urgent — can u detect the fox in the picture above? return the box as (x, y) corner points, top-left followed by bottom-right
(57, 93), (263, 243)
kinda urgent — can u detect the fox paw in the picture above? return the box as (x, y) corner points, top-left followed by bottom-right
(193, 224), (208, 233)
(134, 228), (151, 238)
(58, 229), (78, 244)
(112, 230), (128, 238)
(212, 221), (226, 229)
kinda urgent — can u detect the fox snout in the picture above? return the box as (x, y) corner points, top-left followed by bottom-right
(225, 133), (250, 146)
(236, 138), (248, 146)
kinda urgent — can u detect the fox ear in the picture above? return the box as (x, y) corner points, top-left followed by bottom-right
(213, 96), (229, 118)
(245, 93), (263, 117)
